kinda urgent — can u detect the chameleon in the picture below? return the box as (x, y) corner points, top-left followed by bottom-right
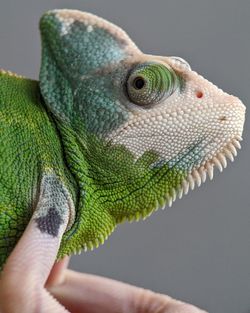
(0, 9), (245, 270)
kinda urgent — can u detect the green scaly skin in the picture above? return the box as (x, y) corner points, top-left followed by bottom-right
(0, 72), (77, 267)
(0, 9), (245, 269)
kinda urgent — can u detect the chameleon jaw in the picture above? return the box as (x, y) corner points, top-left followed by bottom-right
(163, 135), (242, 207)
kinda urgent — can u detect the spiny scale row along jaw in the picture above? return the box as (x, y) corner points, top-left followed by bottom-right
(154, 135), (243, 213)
(178, 136), (242, 200)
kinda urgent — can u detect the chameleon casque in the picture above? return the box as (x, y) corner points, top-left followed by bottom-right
(0, 9), (246, 270)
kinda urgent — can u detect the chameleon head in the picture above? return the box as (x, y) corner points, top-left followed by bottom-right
(108, 56), (246, 195)
(39, 9), (245, 218)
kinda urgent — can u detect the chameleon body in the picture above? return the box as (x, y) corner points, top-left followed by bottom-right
(0, 9), (245, 270)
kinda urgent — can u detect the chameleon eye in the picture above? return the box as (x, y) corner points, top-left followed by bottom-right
(126, 62), (179, 106)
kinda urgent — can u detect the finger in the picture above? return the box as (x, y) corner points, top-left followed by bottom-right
(1, 174), (72, 285)
(0, 208), (69, 313)
(49, 270), (208, 313)
(46, 256), (70, 288)
(0, 287), (70, 313)
(1, 210), (69, 285)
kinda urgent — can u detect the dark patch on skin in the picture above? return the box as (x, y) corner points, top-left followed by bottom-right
(35, 207), (64, 237)
(219, 116), (227, 122)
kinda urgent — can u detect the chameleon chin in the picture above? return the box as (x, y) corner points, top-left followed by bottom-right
(0, 9), (245, 271)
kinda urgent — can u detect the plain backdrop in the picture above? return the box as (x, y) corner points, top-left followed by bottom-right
(1, 1), (249, 312)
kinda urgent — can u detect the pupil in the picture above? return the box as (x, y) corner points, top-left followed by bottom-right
(133, 77), (145, 90)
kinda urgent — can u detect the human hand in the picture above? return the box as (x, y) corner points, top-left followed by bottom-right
(0, 214), (208, 313)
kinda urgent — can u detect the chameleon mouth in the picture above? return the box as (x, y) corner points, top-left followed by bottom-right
(163, 135), (242, 207)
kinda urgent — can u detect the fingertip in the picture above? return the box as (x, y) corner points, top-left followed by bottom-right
(46, 256), (70, 288)
(2, 212), (69, 286)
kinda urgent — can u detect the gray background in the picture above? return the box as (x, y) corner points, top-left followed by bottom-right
(1, 0), (249, 312)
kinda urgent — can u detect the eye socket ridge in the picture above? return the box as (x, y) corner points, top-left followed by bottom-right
(170, 56), (191, 70)
(126, 62), (180, 106)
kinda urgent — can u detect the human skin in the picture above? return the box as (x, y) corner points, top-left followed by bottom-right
(0, 213), (207, 313)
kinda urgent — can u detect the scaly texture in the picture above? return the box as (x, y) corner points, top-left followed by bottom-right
(0, 72), (76, 268)
(0, 9), (246, 269)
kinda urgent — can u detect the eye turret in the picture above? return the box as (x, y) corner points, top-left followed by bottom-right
(126, 62), (180, 106)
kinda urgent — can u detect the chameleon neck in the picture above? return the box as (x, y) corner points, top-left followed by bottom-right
(55, 119), (187, 255)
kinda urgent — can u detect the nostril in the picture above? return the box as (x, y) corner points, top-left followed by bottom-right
(195, 90), (204, 99)
(219, 116), (227, 122)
